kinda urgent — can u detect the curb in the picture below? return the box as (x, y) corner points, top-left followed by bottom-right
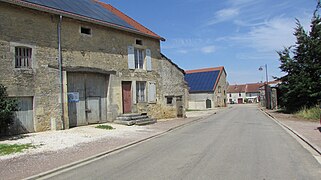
(259, 108), (321, 156)
(26, 115), (211, 179)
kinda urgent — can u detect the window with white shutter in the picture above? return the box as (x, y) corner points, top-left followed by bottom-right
(146, 49), (152, 71)
(148, 81), (156, 103)
(128, 46), (135, 69)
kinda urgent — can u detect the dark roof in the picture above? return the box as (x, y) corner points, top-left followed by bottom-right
(8, 0), (164, 40)
(227, 83), (263, 93)
(184, 67), (224, 92)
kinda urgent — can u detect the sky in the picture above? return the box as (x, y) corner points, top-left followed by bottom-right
(104, 0), (317, 84)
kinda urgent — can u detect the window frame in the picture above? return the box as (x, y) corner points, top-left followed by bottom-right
(80, 26), (92, 36)
(166, 96), (173, 105)
(134, 48), (145, 69)
(136, 81), (146, 103)
(14, 46), (33, 69)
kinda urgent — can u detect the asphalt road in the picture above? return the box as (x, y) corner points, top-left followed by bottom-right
(46, 105), (321, 180)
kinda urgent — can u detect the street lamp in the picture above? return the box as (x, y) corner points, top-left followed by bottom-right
(258, 64), (268, 83)
(258, 64), (270, 109)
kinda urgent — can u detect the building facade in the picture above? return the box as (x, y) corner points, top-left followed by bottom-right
(0, 0), (187, 133)
(185, 67), (227, 110)
(227, 83), (262, 104)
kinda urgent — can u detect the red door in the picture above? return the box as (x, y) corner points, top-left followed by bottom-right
(122, 82), (132, 113)
(238, 98), (243, 104)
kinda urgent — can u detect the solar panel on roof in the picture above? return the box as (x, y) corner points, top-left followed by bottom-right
(185, 70), (220, 92)
(23, 0), (135, 30)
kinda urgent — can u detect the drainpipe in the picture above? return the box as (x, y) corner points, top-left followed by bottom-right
(58, 15), (65, 130)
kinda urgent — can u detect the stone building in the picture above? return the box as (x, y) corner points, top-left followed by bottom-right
(0, 0), (187, 133)
(185, 67), (227, 110)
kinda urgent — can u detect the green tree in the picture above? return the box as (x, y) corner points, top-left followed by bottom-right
(0, 84), (17, 134)
(277, 1), (321, 112)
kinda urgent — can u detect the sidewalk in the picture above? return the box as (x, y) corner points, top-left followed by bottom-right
(0, 109), (218, 180)
(264, 109), (321, 155)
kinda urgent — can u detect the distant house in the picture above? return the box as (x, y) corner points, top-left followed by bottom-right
(227, 83), (262, 104)
(185, 67), (227, 109)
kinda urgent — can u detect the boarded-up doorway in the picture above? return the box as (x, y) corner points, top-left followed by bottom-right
(122, 81), (132, 114)
(67, 73), (108, 127)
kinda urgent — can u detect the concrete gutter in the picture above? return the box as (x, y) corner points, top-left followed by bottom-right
(26, 114), (215, 179)
(259, 108), (321, 156)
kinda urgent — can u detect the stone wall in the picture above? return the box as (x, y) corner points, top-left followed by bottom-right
(0, 2), (186, 132)
(213, 70), (228, 107)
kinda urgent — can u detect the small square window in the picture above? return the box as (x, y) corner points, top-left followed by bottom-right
(166, 96), (173, 105)
(136, 39), (143, 45)
(15, 47), (32, 68)
(81, 27), (91, 35)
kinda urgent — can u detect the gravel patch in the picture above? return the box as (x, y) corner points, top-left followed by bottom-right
(0, 123), (146, 160)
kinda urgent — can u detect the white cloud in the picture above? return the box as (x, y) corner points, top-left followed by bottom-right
(201, 45), (216, 53)
(230, 15), (311, 52)
(162, 38), (217, 54)
(207, 8), (240, 25)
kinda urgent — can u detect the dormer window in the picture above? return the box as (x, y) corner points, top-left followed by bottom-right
(80, 26), (91, 35)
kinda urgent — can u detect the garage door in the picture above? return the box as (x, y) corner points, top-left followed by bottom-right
(67, 73), (108, 127)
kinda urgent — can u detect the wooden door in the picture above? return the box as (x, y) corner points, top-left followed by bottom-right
(122, 82), (132, 114)
(86, 97), (101, 124)
(14, 97), (34, 133)
(206, 99), (212, 108)
(238, 98), (243, 104)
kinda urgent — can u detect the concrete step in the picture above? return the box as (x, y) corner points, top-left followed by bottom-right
(116, 115), (148, 121)
(135, 118), (157, 125)
(113, 119), (136, 126)
(118, 113), (141, 117)
(114, 117), (157, 126)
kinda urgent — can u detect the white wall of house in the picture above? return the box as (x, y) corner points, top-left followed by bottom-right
(188, 93), (215, 110)
(227, 92), (246, 104)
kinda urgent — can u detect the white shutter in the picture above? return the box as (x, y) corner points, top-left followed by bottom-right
(128, 46), (135, 69)
(132, 81), (136, 104)
(148, 81), (156, 103)
(146, 49), (152, 71)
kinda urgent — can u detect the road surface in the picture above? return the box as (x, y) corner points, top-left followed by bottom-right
(45, 105), (321, 180)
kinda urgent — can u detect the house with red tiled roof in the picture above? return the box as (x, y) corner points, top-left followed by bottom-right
(227, 83), (263, 104)
(184, 67), (228, 109)
(0, 0), (187, 134)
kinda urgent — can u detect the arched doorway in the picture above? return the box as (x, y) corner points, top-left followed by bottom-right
(206, 99), (212, 108)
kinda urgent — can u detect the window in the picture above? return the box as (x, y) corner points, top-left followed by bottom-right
(80, 26), (91, 35)
(229, 93), (231, 97)
(218, 86), (221, 93)
(134, 48), (144, 69)
(136, 81), (146, 102)
(166, 96), (173, 105)
(15, 47), (32, 68)
(239, 93), (241, 97)
(136, 39), (143, 45)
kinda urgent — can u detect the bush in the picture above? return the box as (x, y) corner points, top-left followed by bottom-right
(0, 84), (17, 134)
(295, 106), (321, 121)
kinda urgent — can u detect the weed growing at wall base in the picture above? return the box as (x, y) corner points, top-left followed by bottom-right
(295, 107), (321, 121)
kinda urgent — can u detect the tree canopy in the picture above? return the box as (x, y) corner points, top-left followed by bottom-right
(277, 1), (321, 112)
